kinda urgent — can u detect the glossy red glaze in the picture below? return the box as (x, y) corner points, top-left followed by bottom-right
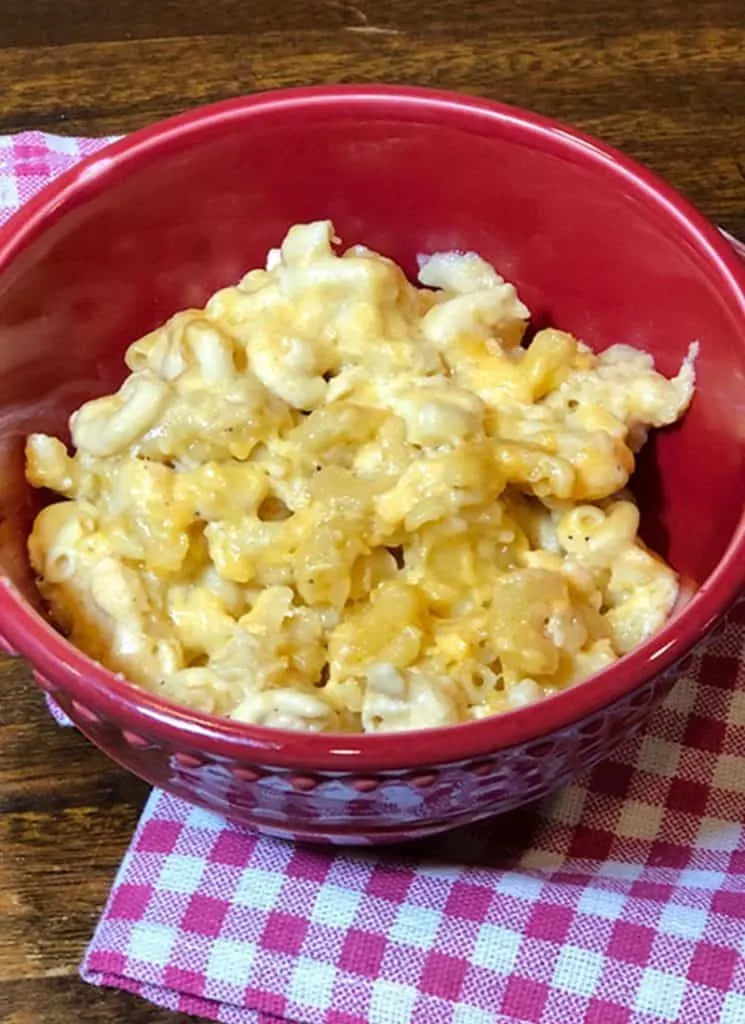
(121, 729), (153, 750)
(0, 86), (743, 844)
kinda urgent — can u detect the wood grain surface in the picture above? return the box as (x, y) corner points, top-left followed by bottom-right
(0, 1), (743, 1021)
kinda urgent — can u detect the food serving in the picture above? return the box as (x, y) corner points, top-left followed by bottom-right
(25, 220), (696, 734)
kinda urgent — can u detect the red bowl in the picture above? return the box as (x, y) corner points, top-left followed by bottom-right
(0, 86), (743, 845)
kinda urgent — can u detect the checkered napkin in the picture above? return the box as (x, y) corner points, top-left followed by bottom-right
(5, 132), (745, 1024)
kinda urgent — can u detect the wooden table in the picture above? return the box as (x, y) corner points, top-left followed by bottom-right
(0, 1), (743, 1021)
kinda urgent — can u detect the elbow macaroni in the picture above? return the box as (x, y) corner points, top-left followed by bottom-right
(25, 221), (697, 733)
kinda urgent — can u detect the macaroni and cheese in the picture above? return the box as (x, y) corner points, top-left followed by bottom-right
(25, 221), (697, 733)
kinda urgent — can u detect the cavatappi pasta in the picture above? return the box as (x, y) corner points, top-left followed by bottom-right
(26, 221), (697, 733)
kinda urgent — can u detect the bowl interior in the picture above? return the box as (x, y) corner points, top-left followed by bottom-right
(0, 90), (743, 642)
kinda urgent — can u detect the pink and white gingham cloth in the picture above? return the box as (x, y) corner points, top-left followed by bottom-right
(4, 132), (745, 1024)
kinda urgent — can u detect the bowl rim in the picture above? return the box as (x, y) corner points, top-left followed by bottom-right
(1, 83), (744, 772)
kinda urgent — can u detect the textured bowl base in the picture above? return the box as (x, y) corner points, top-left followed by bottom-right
(233, 806), (510, 846)
(37, 655), (692, 845)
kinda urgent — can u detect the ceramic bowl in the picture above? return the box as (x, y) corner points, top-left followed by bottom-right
(0, 86), (743, 844)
